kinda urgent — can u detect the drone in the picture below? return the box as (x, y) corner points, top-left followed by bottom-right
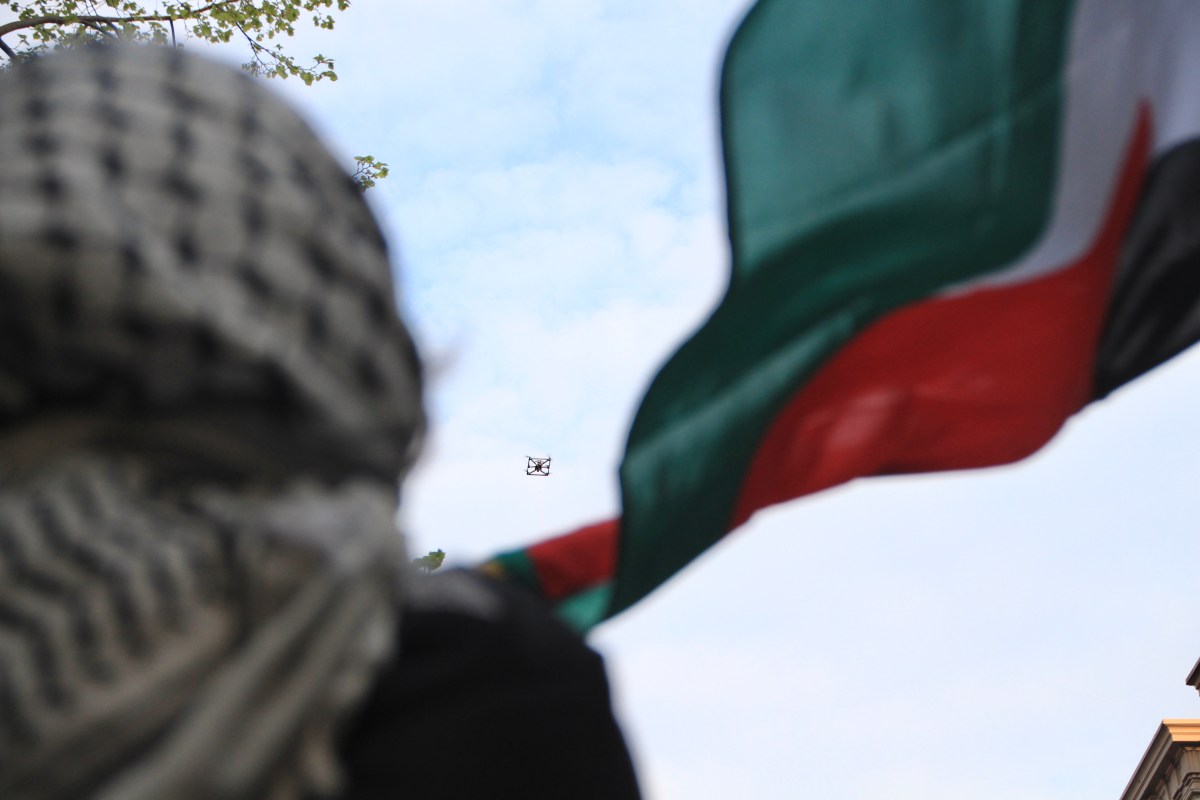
(526, 456), (551, 476)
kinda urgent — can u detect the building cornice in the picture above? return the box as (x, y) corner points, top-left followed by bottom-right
(1120, 720), (1200, 800)
(1186, 658), (1200, 696)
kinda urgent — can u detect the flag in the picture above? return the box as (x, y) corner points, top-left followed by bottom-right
(487, 0), (1200, 631)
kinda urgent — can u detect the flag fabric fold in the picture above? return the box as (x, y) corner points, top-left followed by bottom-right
(487, 0), (1200, 632)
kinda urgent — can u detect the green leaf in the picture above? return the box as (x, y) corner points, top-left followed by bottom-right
(413, 549), (447, 573)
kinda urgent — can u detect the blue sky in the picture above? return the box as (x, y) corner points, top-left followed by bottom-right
(208, 2), (1200, 796)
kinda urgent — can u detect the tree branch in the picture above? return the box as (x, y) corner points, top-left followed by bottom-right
(78, 19), (116, 36)
(233, 19), (272, 73)
(0, 3), (234, 38)
(0, 38), (17, 59)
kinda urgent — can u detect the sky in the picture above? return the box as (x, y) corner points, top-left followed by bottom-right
(189, 3), (1200, 797)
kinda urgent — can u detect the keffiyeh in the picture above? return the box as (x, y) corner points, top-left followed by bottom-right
(0, 45), (423, 799)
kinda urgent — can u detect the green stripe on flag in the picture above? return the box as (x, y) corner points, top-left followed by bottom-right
(608, 0), (1075, 620)
(488, 548), (543, 595)
(556, 583), (614, 634)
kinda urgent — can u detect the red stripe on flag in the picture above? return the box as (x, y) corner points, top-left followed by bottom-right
(730, 105), (1152, 529)
(527, 519), (620, 602)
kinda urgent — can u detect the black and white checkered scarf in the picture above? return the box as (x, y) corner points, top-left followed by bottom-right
(0, 45), (424, 798)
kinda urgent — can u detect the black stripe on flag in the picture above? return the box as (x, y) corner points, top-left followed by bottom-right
(1094, 138), (1200, 398)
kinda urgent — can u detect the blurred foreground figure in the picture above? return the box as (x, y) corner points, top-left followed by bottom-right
(0, 46), (638, 799)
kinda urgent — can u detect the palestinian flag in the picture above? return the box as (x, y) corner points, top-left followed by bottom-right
(487, 0), (1200, 631)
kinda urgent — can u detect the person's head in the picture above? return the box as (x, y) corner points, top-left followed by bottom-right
(0, 45), (427, 799)
(0, 44), (423, 485)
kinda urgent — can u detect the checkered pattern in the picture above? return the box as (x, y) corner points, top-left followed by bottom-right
(0, 45), (422, 799)
(0, 44), (423, 479)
